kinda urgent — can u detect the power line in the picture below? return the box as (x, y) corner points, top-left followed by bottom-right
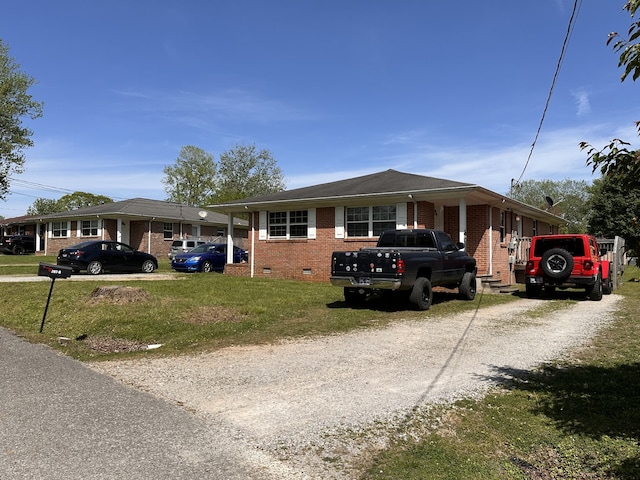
(513, 0), (582, 189)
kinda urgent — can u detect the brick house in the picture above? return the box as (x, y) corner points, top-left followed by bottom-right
(0, 198), (248, 258)
(211, 170), (565, 284)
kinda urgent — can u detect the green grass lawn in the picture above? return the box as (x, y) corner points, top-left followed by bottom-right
(0, 254), (518, 360)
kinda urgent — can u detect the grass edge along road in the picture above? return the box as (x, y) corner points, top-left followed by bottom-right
(0, 255), (518, 360)
(361, 266), (640, 480)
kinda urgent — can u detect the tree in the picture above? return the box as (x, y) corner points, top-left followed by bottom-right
(587, 175), (640, 254)
(56, 192), (112, 210)
(26, 192), (112, 215)
(506, 178), (591, 233)
(0, 39), (44, 200)
(26, 197), (59, 215)
(581, 0), (640, 190)
(162, 145), (216, 206)
(162, 143), (286, 207)
(214, 144), (285, 204)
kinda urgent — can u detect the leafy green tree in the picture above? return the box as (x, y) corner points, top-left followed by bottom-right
(581, 0), (640, 190)
(162, 145), (216, 206)
(162, 143), (285, 207)
(0, 39), (44, 199)
(26, 197), (59, 215)
(506, 179), (591, 233)
(587, 175), (640, 254)
(56, 192), (112, 210)
(214, 144), (285, 204)
(26, 192), (112, 215)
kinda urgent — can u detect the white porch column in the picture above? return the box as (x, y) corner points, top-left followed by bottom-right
(226, 214), (234, 265)
(459, 197), (467, 245)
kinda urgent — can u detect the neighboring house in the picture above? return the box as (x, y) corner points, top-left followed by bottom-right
(210, 169), (565, 284)
(0, 198), (248, 257)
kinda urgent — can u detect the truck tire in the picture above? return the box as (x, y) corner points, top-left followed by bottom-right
(409, 277), (433, 311)
(586, 273), (603, 301)
(541, 248), (573, 280)
(458, 271), (477, 300)
(344, 287), (367, 307)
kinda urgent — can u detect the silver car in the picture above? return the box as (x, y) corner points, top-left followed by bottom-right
(168, 239), (206, 260)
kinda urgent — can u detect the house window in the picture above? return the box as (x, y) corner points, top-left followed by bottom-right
(499, 211), (505, 243)
(532, 220), (538, 236)
(346, 205), (396, 237)
(51, 221), (68, 238)
(81, 219), (99, 237)
(163, 223), (173, 239)
(268, 210), (308, 238)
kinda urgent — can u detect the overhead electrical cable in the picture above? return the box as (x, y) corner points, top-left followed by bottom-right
(513, 0), (582, 189)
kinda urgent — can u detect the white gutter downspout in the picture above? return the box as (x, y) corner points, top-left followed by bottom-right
(148, 219), (154, 254)
(488, 207), (493, 276)
(250, 211), (255, 278)
(226, 214), (234, 265)
(459, 197), (467, 246)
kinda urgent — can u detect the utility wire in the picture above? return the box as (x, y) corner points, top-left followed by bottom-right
(513, 0), (582, 188)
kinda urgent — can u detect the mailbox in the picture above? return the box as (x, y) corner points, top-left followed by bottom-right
(38, 262), (73, 279)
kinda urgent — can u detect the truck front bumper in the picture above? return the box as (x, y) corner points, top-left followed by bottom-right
(330, 276), (402, 290)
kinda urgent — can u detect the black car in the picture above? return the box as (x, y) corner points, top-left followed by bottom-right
(0, 235), (36, 255)
(57, 241), (158, 275)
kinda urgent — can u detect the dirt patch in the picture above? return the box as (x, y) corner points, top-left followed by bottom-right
(182, 305), (248, 325)
(84, 336), (149, 353)
(88, 285), (151, 304)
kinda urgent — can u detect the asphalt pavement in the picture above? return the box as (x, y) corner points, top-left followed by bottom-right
(0, 326), (275, 480)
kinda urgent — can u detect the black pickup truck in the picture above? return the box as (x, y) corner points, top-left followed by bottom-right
(331, 229), (477, 310)
(0, 235), (36, 255)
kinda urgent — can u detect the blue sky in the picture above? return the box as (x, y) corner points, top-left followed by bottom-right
(1, 0), (638, 217)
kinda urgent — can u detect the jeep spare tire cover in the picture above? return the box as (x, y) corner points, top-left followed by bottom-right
(541, 248), (574, 280)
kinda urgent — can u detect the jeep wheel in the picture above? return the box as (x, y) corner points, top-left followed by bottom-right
(541, 248), (574, 280)
(586, 274), (603, 301)
(409, 277), (433, 310)
(458, 271), (476, 300)
(526, 284), (542, 298)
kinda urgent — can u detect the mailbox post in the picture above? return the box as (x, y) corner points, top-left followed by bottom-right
(38, 263), (73, 332)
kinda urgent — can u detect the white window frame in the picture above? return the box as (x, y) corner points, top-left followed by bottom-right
(163, 222), (173, 240)
(344, 205), (398, 238)
(50, 221), (70, 238)
(79, 219), (100, 237)
(260, 209), (315, 240)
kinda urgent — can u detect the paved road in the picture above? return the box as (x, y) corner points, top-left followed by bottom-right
(0, 326), (276, 480)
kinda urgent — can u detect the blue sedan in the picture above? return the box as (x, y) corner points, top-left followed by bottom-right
(170, 243), (248, 273)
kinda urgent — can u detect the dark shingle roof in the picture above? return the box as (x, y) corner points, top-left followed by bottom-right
(18, 198), (247, 226)
(213, 169), (475, 207)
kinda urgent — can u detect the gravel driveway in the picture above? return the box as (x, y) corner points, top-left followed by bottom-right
(90, 294), (621, 479)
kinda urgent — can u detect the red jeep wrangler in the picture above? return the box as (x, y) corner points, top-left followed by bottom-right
(525, 234), (612, 301)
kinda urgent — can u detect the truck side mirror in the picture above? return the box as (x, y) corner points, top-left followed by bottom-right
(457, 242), (465, 250)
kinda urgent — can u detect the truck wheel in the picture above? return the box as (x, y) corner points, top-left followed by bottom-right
(458, 272), (476, 300)
(12, 245), (25, 255)
(586, 274), (603, 301)
(344, 288), (367, 307)
(541, 248), (573, 280)
(526, 284), (541, 298)
(409, 277), (433, 311)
